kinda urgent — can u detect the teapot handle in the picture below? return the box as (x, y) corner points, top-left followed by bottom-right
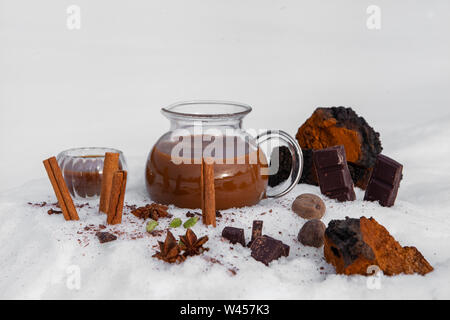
(256, 130), (303, 198)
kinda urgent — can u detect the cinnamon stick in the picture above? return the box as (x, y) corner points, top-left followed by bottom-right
(43, 157), (79, 221)
(201, 158), (216, 227)
(106, 170), (127, 225)
(99, 152), (120, 214)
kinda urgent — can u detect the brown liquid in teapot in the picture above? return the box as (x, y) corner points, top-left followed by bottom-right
(145, 135), (268, 210)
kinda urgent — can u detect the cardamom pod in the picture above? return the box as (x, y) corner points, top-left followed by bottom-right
(146, 219), (158, 233)
(169, 218), (182, 228)
(183, 217), (198, 229)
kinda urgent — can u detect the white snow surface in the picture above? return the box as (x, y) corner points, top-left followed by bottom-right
(1, 121), (450, 299)
(1, 0), (450, 299)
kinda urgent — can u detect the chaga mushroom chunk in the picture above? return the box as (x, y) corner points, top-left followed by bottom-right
(296, 107), (382, 189)
(323, 217), (433, 276)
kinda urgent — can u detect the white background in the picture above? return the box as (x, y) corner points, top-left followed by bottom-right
(1, 0), (449, 191)
(1, 1), (450, 300)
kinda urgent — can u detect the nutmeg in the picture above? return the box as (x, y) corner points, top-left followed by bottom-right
(298, 219), (326, 248)
(291, 194), (325, 220)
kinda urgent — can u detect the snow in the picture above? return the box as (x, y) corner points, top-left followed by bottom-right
(1, 1), (450, 299)
(1, 125), (450, 299)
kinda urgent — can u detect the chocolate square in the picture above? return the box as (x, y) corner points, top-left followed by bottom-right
(316, 170), (348, 192)
(314, 147), (345, 169)
(313, 145), (356, 202)
(328, 189), (357, 202)
(372, 155), (402, 185)
(250, 236), (284, 266)
(365, 180), (391, 204)
(364, 154), (403, 207)
(222, 227), (246, 246)
(263, 235), (290, 257)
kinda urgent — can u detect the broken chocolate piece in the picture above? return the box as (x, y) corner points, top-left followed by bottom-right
(250, 236), (285, 266)
(96, 232), (117, 244)
(312, 145), (356, 201)
(364, 154), (403, 207)
(186, 211), (201, 218)
(296, 107), (382, 189)
(324, 217), (433, 276)
(222, 227), (246, 246)
(263, 235), (290, 257)
(248, 220), (263, 247)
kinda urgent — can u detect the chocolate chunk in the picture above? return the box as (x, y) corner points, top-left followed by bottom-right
(248, 220), (263, 247)
(324, 217), (433, 275)
(364, 154), (403, 207)
(268, 146), (292, 187)
(96, 232), (117, 243)
(312, 145), (356, 202)
(250, 236), (285, 266)
(47, 208), (62, 215)
(296, 107), (382, 189)
(186, 211), (201, 218)
(262, 235), (290, 257)
(222, 227), (246, 246)
(281, 243), (290, 257)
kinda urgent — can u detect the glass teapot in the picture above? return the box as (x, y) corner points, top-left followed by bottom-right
(145, 101), (303, 210)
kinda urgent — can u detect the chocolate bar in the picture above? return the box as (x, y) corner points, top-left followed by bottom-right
(222, 227), (246, 246)
(312, 145), (356, 201)
(364, 154), (403, 207)
(248, 220), (263, 247)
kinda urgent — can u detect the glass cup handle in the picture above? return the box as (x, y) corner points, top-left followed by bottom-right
(256, 130), (303, 198)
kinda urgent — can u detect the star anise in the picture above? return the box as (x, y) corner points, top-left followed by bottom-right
(131, 203), (169, 220)
(152, 231), (186, 264)
(179, 229), (209, 257)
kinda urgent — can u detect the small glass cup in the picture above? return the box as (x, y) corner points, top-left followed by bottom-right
(56, 147), (127, 200)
